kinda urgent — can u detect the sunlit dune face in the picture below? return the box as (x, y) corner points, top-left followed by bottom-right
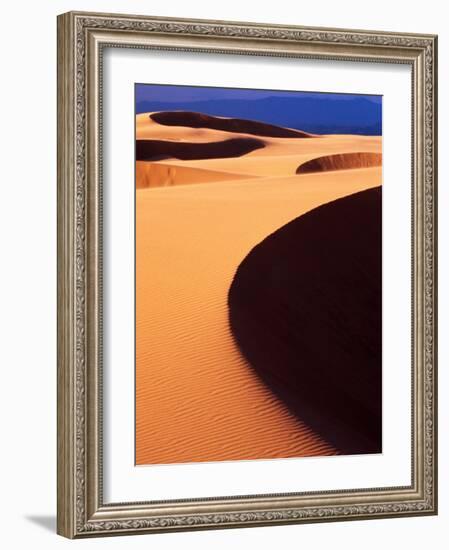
(135, 107), (382, 465)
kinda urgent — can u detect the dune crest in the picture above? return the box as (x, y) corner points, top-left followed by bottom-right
(296, 152), (382, 174)
(136, 137), (265, 161)
(228, 187), (382, 454)
(150, 111), (314, 138)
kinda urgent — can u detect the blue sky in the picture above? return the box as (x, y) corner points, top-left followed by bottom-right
(135, 84), (382, 135)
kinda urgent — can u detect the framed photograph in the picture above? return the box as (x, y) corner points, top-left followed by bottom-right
(57, 11), (438, 538)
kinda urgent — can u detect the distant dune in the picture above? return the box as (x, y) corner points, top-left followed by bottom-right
(228, 187), (382, 455)
(150, 111), (314, 138)
(136, 137), (265, 161)
(296, 152), (382, 174)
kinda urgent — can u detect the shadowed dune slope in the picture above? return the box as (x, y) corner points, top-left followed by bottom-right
(136, 137), (265, 161)
(228, 186), (382, 455)
(296, 152), (382, 174)
(150, 111), (314, 138)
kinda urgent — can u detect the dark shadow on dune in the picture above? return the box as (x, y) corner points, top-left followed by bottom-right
(150, 111), (314, 138)
(136, 137), (265, 161)
(228, 187), (382, 455)
(297, 152), (382, 174)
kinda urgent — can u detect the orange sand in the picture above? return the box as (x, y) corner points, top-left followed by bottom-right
(135, 112), (382, 465)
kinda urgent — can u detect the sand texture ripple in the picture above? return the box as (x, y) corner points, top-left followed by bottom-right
(135, 111), (382, 465)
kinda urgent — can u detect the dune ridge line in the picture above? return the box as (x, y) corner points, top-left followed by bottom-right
(228, 186), (382, 455)
(150, 110), (314, 138)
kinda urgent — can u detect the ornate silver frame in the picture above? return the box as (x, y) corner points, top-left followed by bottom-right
(57, 11), (438, 538)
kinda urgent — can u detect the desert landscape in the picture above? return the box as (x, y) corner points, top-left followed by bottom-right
(135, 99), (382, 465)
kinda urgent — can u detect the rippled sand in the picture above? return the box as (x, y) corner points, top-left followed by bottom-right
(135, 112), (382, 465)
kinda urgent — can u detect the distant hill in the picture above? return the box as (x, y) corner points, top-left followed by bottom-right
(136, 96), (382, 136)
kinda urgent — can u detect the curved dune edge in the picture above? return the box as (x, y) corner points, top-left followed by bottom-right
(296, 152), (382, 174)
(150, 110), (314, 138)
(136, 161), (254, 189)
(228, 186), (382, 455)
(136, 137), (265, 161)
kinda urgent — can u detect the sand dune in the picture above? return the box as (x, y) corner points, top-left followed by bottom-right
(150, 111), (314, 138)
(159, 143), (381, 177)
(136, 161), (249, 189)
(135, 111), (382, 465)
(228, 187), (382, 454)
(297, 152), (382, 174)
(137, 113), (381, 180)
(136, 171), (381, 465)
(136, 137), (265, 161)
